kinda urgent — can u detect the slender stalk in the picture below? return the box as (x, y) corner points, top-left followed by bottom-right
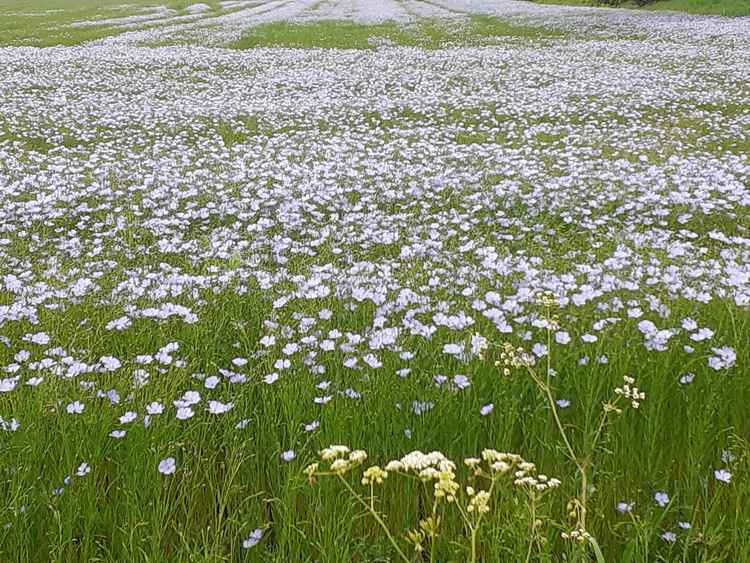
(337, 476), (412, 563)
(524, 494), (537, 563)
(453, 493), (476, 563)
(429, 497), (438, 563)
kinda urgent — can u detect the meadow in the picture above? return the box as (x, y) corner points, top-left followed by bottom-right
(0, 0), (749, 561)
(532, 0), (750, 17)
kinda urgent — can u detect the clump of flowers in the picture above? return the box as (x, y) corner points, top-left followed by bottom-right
(493, 294), (646, 563)
(614, 375), (646, 409)
(305, 446), (560, 563)
(496, 343), (536, 375)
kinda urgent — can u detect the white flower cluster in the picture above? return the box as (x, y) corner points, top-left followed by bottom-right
(561, 528), (593, 542)
(385, 450), (456, 475)
(511, 461), (562, 492)
(614, 375), (646, 409)
(386, 451), (459, 501)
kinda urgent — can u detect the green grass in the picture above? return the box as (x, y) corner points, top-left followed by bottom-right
(0, 4), (561, 48)
(642, 0), (750, 16)
(229, 20), (410, 50)
(0, 0), (223, 47)
(533, 0), (750, 16)
(230, 17), (562, 50)
(1, 5), (749, 562)
(1, 279), (749, 561)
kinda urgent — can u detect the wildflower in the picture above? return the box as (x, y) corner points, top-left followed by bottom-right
(480, 403), (494, 416)
(242, 528), (263, 549)
(661, 531), (677, 543)
(614, 375), (646, 408)
(204, 375), (220, 389)
(562, 528), (592, 542)
(498, 343), (535, 370)
(452, 374), (470, 389)
(158, 457), (176, 475)
(146, 402), (164, 415)
(442, 343), (463, 356)
(714, 469), (732, 484)
(532, 342), (548, 357)
(66, 401), (85, 414)
(263, 372), (279, 384)
(362, 465), (388, 485)
(281, 450), (296, 462)
(434, 470), (460, 502)
(407, 529), (425, 553)
(654, 491), (670, 507)
(616, 501), (634, 513)
(708, 347), (736, 370)
(0, 417), (20, 432)
(177, 391), (201, 406)
(176, 407), (194, 420)
(76, 463), (91, 477)
(679, 372), (695, 385)
(99, 356), (122, 372)
(464, 457), (481, 468)
(467, 490), (491, 514)
(555, 331), (571, 345)
(471, 333), (488, 357)
(207, 400), (233, 414)
(303, 463), (319, 479)
(119, 411), (137, 424)
(28, 332), (50, 345)
(412, 401), (434, 415)
(537, 290), (558, 307)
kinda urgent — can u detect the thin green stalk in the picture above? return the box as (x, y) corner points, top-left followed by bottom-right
(524, 493), (537, 563)
(337, 475), (411, 563)
(429, 497), (438, 563)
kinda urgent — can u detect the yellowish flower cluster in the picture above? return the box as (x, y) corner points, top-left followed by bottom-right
(495, 343), (535, 375)
(480, 449), (524, 474)
(561, 528), (593, 542)
(305, 445), (368, 478)
(320, 445), (351, 461)
(305, 445), (560, 563)
(466, 488), (491, 514)
(361, 465), (388, 486)
(536, 290), (558, 308)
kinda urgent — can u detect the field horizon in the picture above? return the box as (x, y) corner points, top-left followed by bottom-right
(0, 1), (749, 561)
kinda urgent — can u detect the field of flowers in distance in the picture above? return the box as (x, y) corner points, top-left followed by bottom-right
(1, 0), (749, 561)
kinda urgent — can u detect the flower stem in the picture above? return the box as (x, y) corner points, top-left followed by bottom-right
(337, 476), (411, 563)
